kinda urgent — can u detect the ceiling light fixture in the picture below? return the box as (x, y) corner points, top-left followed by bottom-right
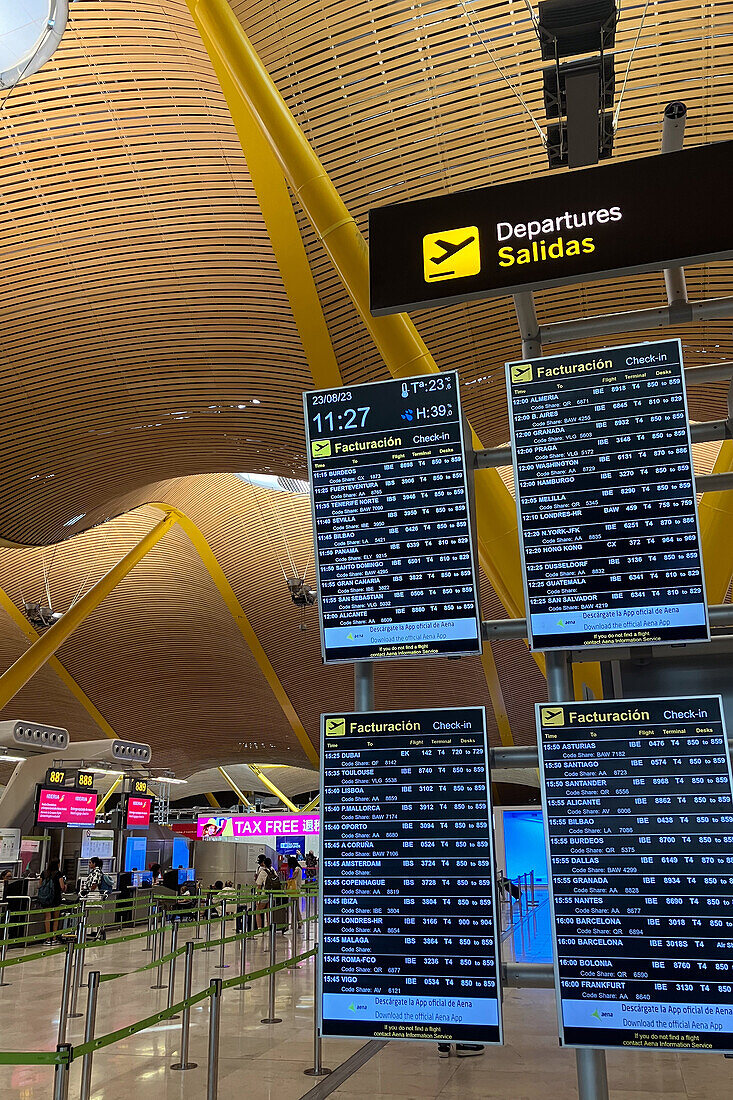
(0, 0), (69, 90)
(150, 775), (188, 785)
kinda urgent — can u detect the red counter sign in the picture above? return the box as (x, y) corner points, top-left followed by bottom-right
(36, 789), (98, 826)
(125, 796), (151, 829)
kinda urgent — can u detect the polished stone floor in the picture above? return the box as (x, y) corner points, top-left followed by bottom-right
(0, 921), (730, 1098)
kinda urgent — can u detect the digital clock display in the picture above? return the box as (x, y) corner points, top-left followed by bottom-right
(304, 371), (482, 663)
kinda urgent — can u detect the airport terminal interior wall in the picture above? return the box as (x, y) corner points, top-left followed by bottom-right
(0, 1), (729, 776)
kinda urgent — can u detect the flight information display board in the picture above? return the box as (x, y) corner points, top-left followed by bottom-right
(304, 372), (482, 663)
(538, 696), (733, 1052)
(320, 707), (502, 1043)
(507, 339), (709, 651)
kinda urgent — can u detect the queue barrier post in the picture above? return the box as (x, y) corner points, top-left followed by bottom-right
(289, 898), (301, 968)
(205, 896), (214, 951)
(52, 1044), (72, 1100)
(145, 896), (154, 951)
(171, 941), (198, 1071)
(68, 909), (87, 1019)
(194, 884), (203, 940)
(151, 907), (167, 990)
(239, 904), (251, 989)
(207, 978), (223, 1100)
(0, 908), (10, 987)
(167, 920), (180, 1014)
(304, 943), (331, 1077)
(216, 900), (228, 969)
(79, 971), (100, 1100)
(261, 894), (282, 1023)
(56, 941), (75, 1046)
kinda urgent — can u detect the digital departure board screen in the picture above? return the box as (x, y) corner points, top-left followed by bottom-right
(538, 696), (733, 1052)
(304, 372), (481, 663)
(507, 339), (709, 651)
(320, 707), (502, 1044)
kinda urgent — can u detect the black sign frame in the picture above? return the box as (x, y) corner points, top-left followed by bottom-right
(303, 372), (482, 664)
(369, 142), (733, 315)
(537, 695), (733, 1052)
(318, 706), (503, 1044)
(507, 338), (710, 651)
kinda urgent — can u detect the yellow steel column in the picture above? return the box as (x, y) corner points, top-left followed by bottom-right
(184, 0), (524, 620)
(301, 794), (319, 812)
(0, 513), (176, 713)
(699, 440), (733, 603)
(217, 766), (255, 809)
(0, 586), (119, 738)
(205, 792), (222, 809)
(149, 502), (320, 767)
(247, 763), (299, 812)
(95, 775), (123, 816)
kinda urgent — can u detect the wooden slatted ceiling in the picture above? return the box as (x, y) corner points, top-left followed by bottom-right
(0, 0), (727, 774)
(235, 0), (733, 449)
(0, 0), (315, 546)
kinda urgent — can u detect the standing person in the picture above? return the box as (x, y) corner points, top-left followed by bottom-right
(286, 853), (303, 929)
(149, 863), (163, 886)
(263, 857), (288, 934)
(40, 859), (66, 944)
(80, 856), (112, 942)
(254, 856), (270, 929)
(305, 851), (317, 882)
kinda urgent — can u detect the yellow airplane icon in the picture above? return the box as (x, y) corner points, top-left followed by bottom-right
(311, 439), (332, 458)
(541, 707), (564, 727)
(423, 226), (481, 282)
(511, 363), (533, 383)
(325, 717), (346, 737)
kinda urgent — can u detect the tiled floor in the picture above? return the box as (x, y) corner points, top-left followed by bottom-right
(0, 921), (730, 1098)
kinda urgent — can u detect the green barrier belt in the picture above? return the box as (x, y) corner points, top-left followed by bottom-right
(221, 947), (316, 992)
(0, 1049), (71, 1066)
(73, 946), (318, 1058)
(0, 944), (67, 968)
(0, 898), (317, 957)
(73, 987), (213, 1058)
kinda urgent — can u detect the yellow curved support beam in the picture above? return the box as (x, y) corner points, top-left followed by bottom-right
(0, 512), (176, 716)
(95, 775), (123, 816)
(0, 586), (119, 739)
(185, 0), (525, 623)
(217, 766), (254, 810)
(149, 503), (319, 768)
(247, 762), (299, 812)
(699, 439), (733, 603)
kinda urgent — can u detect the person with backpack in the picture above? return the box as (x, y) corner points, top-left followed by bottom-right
(40, 859), (66, 943)
(261, 857), (288, 933)
(80, 856), (114, 942)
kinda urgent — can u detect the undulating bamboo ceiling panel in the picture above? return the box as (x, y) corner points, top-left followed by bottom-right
(0, 0), (728, 778)
(236, 0), (733, 450)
